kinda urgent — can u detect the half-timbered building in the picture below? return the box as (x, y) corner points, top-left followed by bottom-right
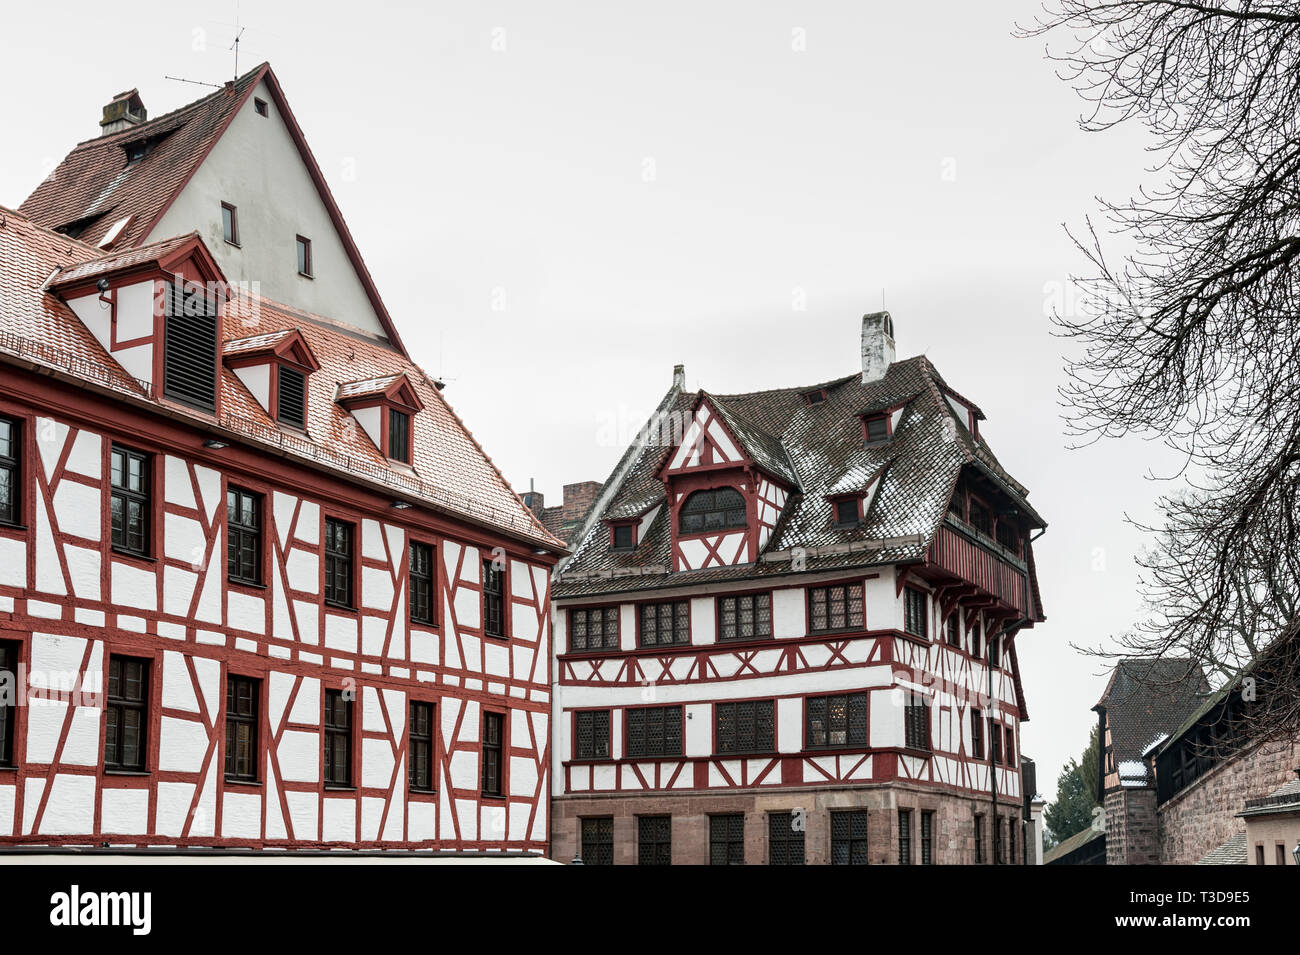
(0, 64), (561, 853)
(550, 312), (1047, 864)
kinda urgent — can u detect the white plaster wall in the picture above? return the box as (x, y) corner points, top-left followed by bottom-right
(150, 79), (387, 340)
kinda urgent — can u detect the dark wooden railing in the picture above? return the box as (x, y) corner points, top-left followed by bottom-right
(928, 521), (1029, 615)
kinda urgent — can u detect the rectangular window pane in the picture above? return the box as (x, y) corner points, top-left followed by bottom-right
(569, 606), (619, 652)
(224, 675), (259, 781)
(575, 709), (610, 760)
(717, 593), (772, 642)
(0, 417), (19, 527)
(638, 600), (689, 647)
(410, 542), (435, 624)
(581, 816), (614, 865)
(483, 559), (505, 638)
(110, 446), (151, 557)
(768, 812), (805, 865)
(324, 689), (352, 786)
(481, 711), (503, 796)
(830, 810), (869, 865)
(637, 815), (671, 865)
(709, 814), (745, 865)
(808, 583), (864, 633)
(715, 699), (775, 754)
(105, 655), (149, 771)
(625, 705), (683, 758)
(409, 701), (434, 792)
(324, 518), (354, 607)
(805, 693), (867, 748)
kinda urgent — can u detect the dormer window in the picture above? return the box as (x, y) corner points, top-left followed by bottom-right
(862, 413), (890, 444)
(336, 374), (425, 465)
(277, 366), (307, 429)
(609, 522), (637, 551)
(832, 497), (861, 528)
(679, 488), (746, 534)
(162, 280), (220, 413)
(388, 409), (411, 464)
(803, 388), (828, 406)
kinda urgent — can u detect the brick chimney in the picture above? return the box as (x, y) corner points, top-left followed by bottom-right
(861, 311), (896, 384)
(673, 364), (686, 390)
(101, 89), (147, 136)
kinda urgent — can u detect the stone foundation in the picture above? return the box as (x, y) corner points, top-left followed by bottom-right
(551, 785), (1025, 865)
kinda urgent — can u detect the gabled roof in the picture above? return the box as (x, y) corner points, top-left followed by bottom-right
(1094, 658), (1211, 768)
(336, 373), (424, 411)
(46, 231), (221, 291)
(223, 328), (320, 372)
(556, 356), (1045, 597)
(0, 207), (559, 550)
(1043, 825), (1105, 865)
(19, 63), (407, 357)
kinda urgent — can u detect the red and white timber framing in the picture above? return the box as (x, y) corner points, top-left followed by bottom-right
(0, 365), (554, 850)
(553, 568), (1023, 801)
(659, 398), (794, 572)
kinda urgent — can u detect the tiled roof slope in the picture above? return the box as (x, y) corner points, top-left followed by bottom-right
(19, 69), (263, 251)
(556, 356), (1043, 597)
(0, 207), (561, 550)
(1197, 832), (1247, 865)
(1094, 658), (1211, 766)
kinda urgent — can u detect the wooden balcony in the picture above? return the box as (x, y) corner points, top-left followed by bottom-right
(927, 519), (1031, 617)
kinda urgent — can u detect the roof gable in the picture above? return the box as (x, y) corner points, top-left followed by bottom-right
(20, 63), (407, 357)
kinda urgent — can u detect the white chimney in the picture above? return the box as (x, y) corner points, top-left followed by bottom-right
(672, 363), (686, 391)
(861, 311), (895, 383)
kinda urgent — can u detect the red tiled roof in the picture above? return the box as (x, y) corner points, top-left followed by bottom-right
(20, 70), (263, 252)
(0, 208), (561, 549)
(47, 232), (201, 287)
(20, 62), (408, 357)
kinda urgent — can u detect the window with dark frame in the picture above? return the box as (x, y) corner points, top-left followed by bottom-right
(110, 445), (151, 557)
(969, 498), (992, 536)
(323, 518), (354, 608)
(481, 711), (503, 796)
(946, 613), (960, 647)
(904, 586), (928, 638)
(569, 606), (619, 652)
(625, 705), (682, 758)
(921, 810), (934, 865)
(1009, 817), (1016, 863)
(221, 202), (239, 244)
(1005, 726), (1015, 765)
(904, 693), (931, 752)
(805, 692), (867, 748)
(989, 634), (1001, 668)
(296, 235), (313, 276)
(409, 542), (435, 625)
(974, 813), (986, 863)
(574, 709), (610, 760)
(808, 582), (864, 634)
(324, 689), (353, 787)
(833, 497), (860, 527)
(863, 414), (889, 443)
(990, 718), (1003, 765)
(638, 600), (690, 647)
(768, 811), (806, 865)
(899, 809), (913, 865)
(0, 640), (18, 767)
(105, 656), (149, 772)
(276, 365), (307, 430)
(226, 486), (261, 586)
(162, 281), (219, 412)
(611, 524), (635, 550)
(224, 675), (259, 782)
(971, 708), (985, 759)
(715, 699), (775, 755)
(830, 810), (868, 865)
(482, 559), (505, 638)
(388, 408), (411, 464)
(718, 592), (771, 642)
(637, 815), (672, 865)
(678, 487), (746, 534)
(409, 701), (435, 793)
(803, 389), (827, 406)
(254, 97), (268, 116)
(0, 417), (19, 527)
(709, 813), (745, 865)
(581, 816), (613, 865)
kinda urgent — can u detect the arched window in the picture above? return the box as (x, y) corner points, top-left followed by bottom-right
(679, 487), (746, 534)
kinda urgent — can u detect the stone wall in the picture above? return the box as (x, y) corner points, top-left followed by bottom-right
(551, 785), (1025, 865)
(1157, 739), (1299, 864)
(1105, 788), (1159, 865)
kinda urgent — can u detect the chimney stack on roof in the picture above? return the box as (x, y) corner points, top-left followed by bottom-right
(101, 89), (147, 136)
(672, 364), (686, 391)
(861, 311), (896, 384)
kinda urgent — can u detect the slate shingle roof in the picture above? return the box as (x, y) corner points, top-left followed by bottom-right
(556, 355), (1044, 598)
(1095, 658), (1212, 767)
(0, 207), (561, 549)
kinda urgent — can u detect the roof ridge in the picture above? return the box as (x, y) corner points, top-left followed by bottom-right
(67, 64), (268, 150)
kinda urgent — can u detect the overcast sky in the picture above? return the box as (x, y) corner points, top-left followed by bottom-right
(0, 0), (1176, 807)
